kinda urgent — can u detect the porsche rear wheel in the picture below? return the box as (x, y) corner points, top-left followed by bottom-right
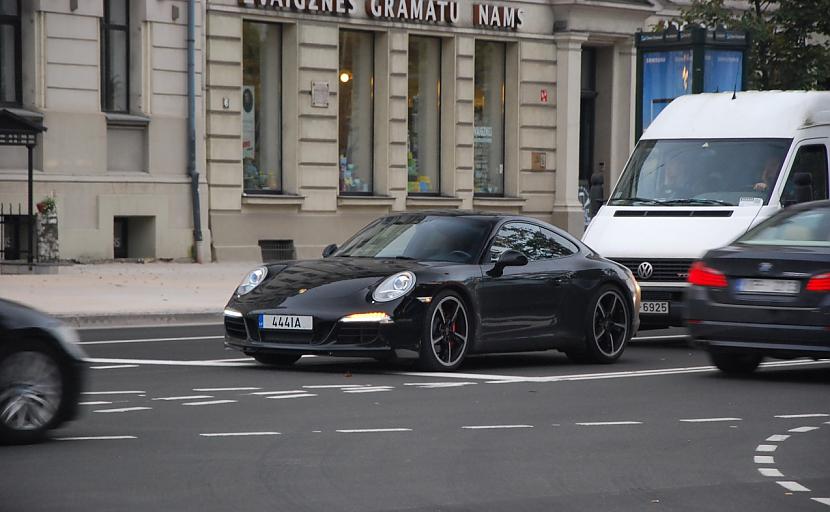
(418, 291), (471, 371)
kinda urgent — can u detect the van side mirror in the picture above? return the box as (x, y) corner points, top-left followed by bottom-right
(322, 244), (338, 258)
(487, 249), (528, 277)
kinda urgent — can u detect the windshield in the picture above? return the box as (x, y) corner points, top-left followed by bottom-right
(737, 206), (830, 247)
(335, 215), (493, 263)
(609, 139), (792, 207)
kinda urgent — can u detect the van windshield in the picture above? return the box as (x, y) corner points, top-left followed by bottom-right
(609, 139), (792, 207)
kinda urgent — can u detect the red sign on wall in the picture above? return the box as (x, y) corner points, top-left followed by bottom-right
(540, 89), (548, 103)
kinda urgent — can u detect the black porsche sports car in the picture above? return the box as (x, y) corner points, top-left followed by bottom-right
(687, 200), (830, 375)
(224, 211), (640, 370)
(0, 299), (86, 444)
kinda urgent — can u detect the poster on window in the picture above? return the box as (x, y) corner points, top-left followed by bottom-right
(242, 86), (256, 160)
(704, 50), (743, 93)
(641, 50), (693, 133)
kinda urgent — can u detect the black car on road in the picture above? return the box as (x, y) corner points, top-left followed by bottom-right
(687, 200), (830, 374)
(0, 299), (85, 444)
(224, 211), (640, 371)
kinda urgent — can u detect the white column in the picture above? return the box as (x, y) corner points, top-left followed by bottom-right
(552, 32), (589, 237)
(609, 38), (636, 189)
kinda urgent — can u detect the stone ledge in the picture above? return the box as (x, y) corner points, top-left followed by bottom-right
(0, 261), (59, 275)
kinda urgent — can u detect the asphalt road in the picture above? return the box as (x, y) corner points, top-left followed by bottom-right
(2, 324), (829, 512)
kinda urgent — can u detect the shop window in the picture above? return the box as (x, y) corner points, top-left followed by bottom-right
(101, 0), (130, 112)
(339, 30), (374, 195)
(474, 40), (505, 196)
(0, 0), (21, 106)
(407, 36), (441, 195)
(242, 21), (283, 193)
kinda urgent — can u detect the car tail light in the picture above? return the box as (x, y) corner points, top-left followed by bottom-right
(806, 273), (830, 292)
(687, 261), (728, 288)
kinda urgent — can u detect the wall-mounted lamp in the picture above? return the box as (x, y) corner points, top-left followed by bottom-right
(339, 71), (352, 84)
(69, 0), (78, 11)
(172, 5), (180, 22)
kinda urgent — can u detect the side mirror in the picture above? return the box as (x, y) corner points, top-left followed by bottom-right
(487, 249), (528, 277)
(322, 244), (338, 258)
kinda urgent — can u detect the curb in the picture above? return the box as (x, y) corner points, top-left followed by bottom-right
(57, 312), (224, 328)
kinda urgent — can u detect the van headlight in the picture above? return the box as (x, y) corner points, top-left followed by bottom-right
(373, 271), (416, 302)
(237, 266), (268, 296)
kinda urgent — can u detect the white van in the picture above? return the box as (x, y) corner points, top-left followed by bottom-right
(583, 91), (830, 329)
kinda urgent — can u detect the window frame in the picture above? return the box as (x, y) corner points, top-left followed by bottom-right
(407, 35), (442, 197)
(473, 39), (507, 198)
(780, 142), (829, 204)
(241, 20), (284, 196)
(100, 0), (130, 113)
(0, 0), (22, 107)
(338, 29), (376, 197)
(485, 221), (581, 263)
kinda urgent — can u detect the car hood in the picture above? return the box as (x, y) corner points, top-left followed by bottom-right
(583, 206), (766, 259)
(231, 257), (442, 308)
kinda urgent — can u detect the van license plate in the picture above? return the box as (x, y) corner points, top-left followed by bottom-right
(737, 279), (800, 295)
(640, 301), (669, 314)
(259, 315), (313, 331)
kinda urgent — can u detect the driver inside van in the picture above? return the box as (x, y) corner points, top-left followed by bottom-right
(753, 155), (783, 195)
(661, 159), (692, 198)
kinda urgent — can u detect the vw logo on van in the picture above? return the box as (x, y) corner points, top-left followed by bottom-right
(637, 262), (654, 280)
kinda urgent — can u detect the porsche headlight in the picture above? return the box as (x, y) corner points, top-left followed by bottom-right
(372, 271), (416, 302)
(236, 266), (268, 296)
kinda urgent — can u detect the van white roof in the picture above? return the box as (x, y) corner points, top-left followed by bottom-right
(643, 91), (830, 140)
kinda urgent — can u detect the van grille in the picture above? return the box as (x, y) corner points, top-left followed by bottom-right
(612, 258), (694, 282)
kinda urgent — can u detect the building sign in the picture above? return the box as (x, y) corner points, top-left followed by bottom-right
(238, 0), (357, 15)
(473, 3), (523, 30)
(366, 0), (460, 23)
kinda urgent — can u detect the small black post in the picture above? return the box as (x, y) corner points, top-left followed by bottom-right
(27, 143), (34, 270)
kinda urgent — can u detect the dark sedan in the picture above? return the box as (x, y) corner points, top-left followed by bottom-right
(224, 211), (640, 371)
(687, 200), (830, 374)
(0, 299), (86, 444)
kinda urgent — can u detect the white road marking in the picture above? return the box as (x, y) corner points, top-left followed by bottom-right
(813, 498), (830, 506)
(766, 434), (790, 442)
(631, 334), (690, 341)
(55, 436), (137, 441)
(789, 426), (820, 433)
(193, 387), (260, 392)
(200, 432), (281, 437)
(82, 391), (145, 395)
(152, 395), (214, 401)
(680, 417), (742, 423)
(78, 336), (223, 345)
(182, 400), (238, 406)
(404, 382), (478, 388)
(267, 394), (317, 400)
(462, 425), (533, 430)
(79, 401), (112, 406)
(251, 390), (306, 395)
(775, 413), (829, 419)
(343, 387), (394, 393)
(754, 456), (775, 464)
(777, 481), (811, 492)
(576, 421), (642, 426)
(90, 365), (139, 370)
(85, 357), (257, 367)
(756, 445), (778, 452)
(302, 385), (368, 389)
(336, 428), (412, 433)
(758, 468), (784, 477)
(94, 407), (152, 413)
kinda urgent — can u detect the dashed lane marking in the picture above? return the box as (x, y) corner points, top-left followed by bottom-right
(90, 365), (139, 370)
(789, 426), (820, 433)
(631, 334), (690, 341)
(758, 468), (784, 477)
(404, 382), (478, 388)
(182, 400), (237, 406)
(756, 445), (778, 452)
(302, 385), (371, 389)
(462, 425), (533, 430)
(766, 434), (791, 442)
(78, 336), (223, 345)
(85, 358), (257, 367)
(754, 456), (775, 464)
(679, 417), (742, 423)
(576, 421), (642, 426)
(813, 498), (830, 506)
(267, 394), (317, 400)
(79, 401), (112, 406)
(93, 407), (152, 414)
(193, 387), (260, 392)
(336, 428), (412, 433)
(55, 436), (137, 441)
(82, 391), (145, 395)
(250, 390), (306, 395)
(342, 387), (394, 393)
(200, 432), (281, 437)
(777, 481), (811, 492)
(152, 395), (214, 401)
(775, 414), (829, 419)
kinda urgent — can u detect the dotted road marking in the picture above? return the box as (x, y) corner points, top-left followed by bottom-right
(754, 456), (775, 464)
(576, 421), (642, 426)
(775, 414), (829, 419)
(679, 417), (742, 423)
(758, 468), (784, 477)
(79, 401), (112, 406)
(93, 407), (152, 413)
(250, 390), (306, 395)
(267, 394), (317, 400)
(777, 481), (811, 492)
(193, 387), (260, 392)
(462, 425), (534, 430)
(182, 400), (238, 406)
(766, 434), (790, 442)
(152, 395), (214, 401)
(90, 365), (140, 370)
(813, 498), (830, 506)
(789, 426), (820, 433)
(200, 432), (281, 437)
(336, 428), (412, 433)
(54, 436), (137, 441)
(82, 391), (145, 395)
(755, 445), (777, 452)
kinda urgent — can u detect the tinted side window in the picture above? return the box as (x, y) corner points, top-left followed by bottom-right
(489, 223), (540, 261)
(537, 228), (578, 259)
(782, 145), (829, 203)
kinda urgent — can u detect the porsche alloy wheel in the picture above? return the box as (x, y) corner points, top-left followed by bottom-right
(570, 285), (631, 364)
(0, 345), (64, 444)
(420, 292), (470, 371)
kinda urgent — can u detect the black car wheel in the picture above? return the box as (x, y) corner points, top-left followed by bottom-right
(252, 353), (302, 367)
(569, 285), (631, 364)
(419, 291), (471, 371)
(0, 340), (67, 444)
(710, 352), (762, 376)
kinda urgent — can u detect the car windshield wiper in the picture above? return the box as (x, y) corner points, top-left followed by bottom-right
(661, 198), (734, 206)
(608, 197), (668, 206)
(384, 255), (416, 260)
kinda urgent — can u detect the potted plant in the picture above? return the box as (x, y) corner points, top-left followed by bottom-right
(36, 196), (56, 215)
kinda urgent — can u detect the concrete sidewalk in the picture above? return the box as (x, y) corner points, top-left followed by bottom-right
(0, 262), (259, 327)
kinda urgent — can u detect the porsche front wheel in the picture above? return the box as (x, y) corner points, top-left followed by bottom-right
(418, 291), (471, 371)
